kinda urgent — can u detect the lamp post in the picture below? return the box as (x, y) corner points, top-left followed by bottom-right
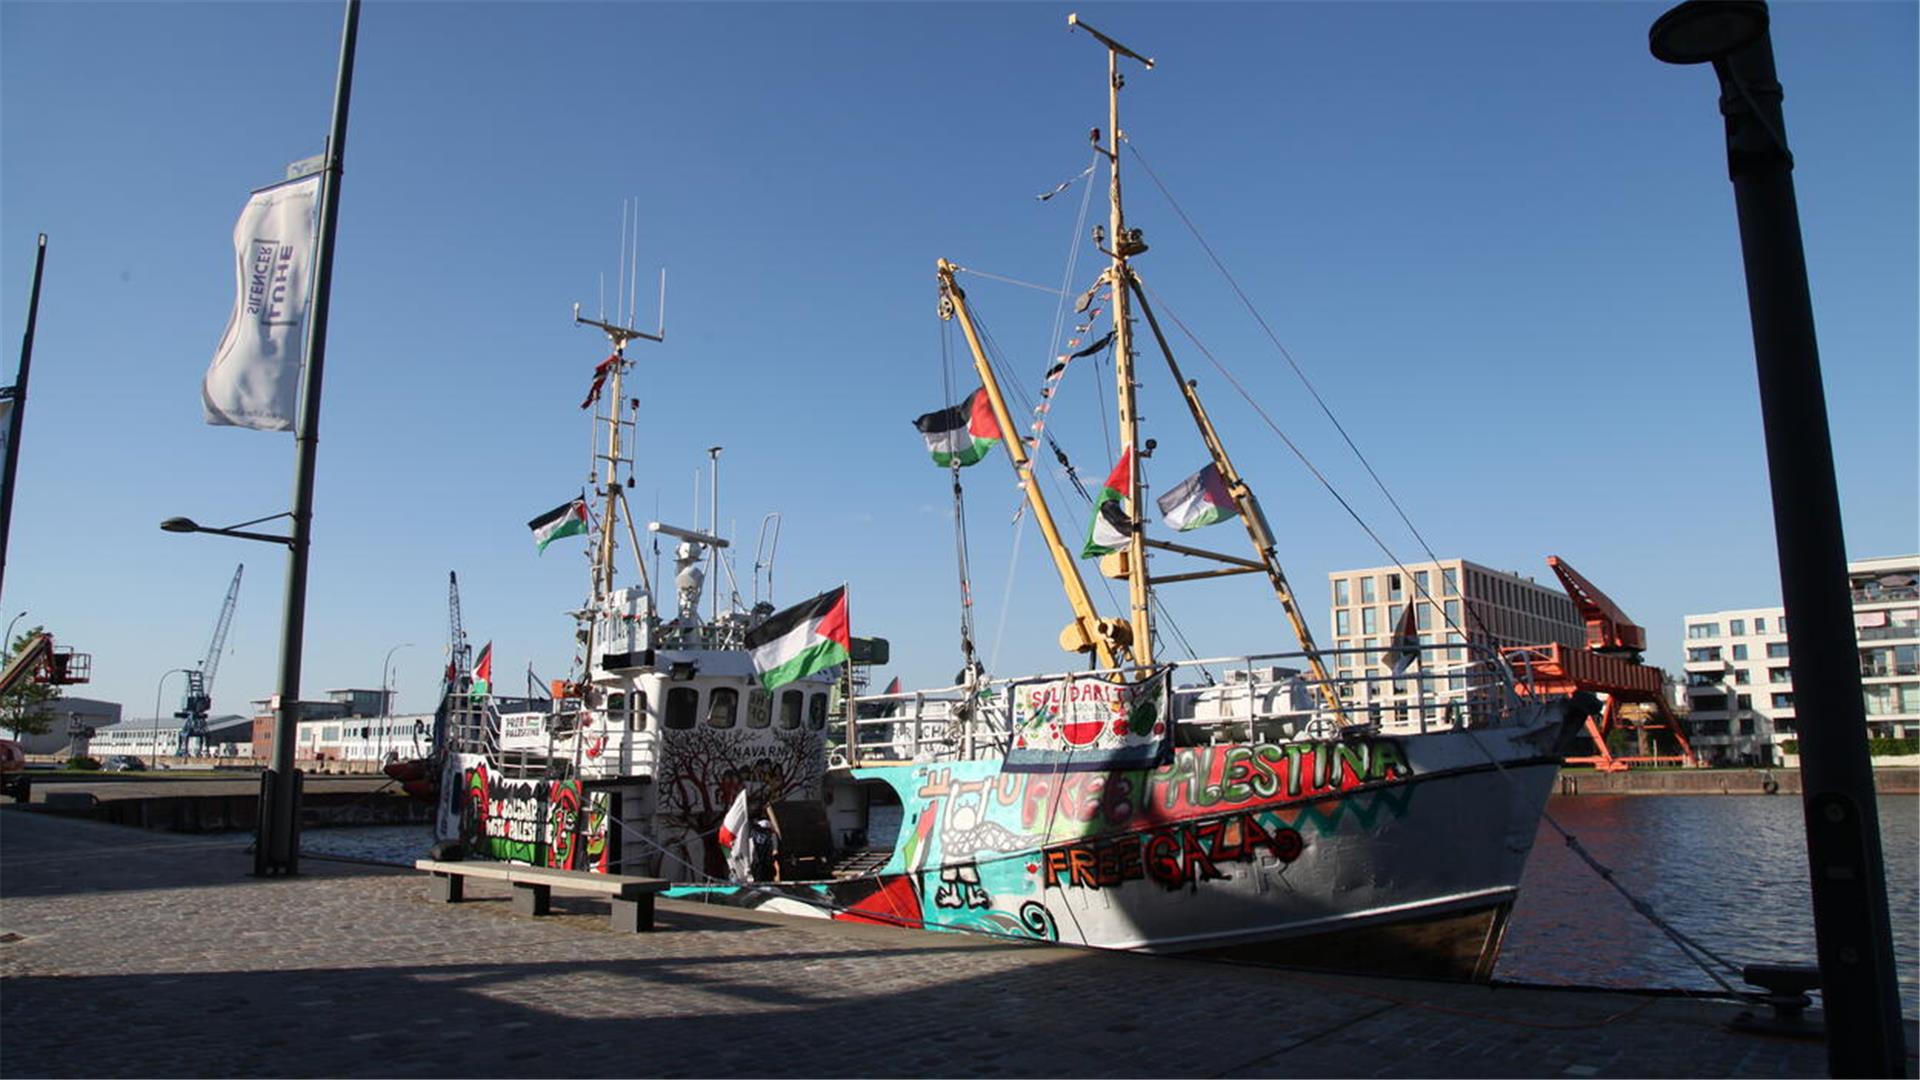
(152, 668), (190, 763)
(4, 610), (26, 648)
(1650, 3), (1904, 1071)
(379, 642), (412, 760)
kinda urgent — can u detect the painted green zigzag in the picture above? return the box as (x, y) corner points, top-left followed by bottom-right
(1259, 783), (1416, 836)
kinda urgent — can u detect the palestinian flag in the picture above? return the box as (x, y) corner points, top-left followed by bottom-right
(1080, 449), (1133, 559)
(471, 642), (494, 698)
(913, 388), (1002, 468)
(528, 498), (590, 553)
(1387, 603), (1420, 676)
(1157, 463), (1234, 532)
(744, 586), (851, 690)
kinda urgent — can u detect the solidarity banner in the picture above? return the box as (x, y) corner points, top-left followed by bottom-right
(202, 174), (321, 431)
(1006, 667), (1173, 772)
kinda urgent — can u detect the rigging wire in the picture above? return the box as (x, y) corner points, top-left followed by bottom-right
(1121, 138), (1739, 992)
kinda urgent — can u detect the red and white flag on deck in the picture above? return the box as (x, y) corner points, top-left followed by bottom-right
(1387, 602), (1420, 676)
(719, 789), (751, 881)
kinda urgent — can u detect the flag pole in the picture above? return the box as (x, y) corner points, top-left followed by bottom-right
(258, 0), (361, 876)
(0, 234), (47, 607)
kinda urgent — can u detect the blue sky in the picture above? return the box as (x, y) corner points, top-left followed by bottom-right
(2, 2), (1913, 720)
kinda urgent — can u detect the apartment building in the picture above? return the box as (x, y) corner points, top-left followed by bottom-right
(1326, 558), (1584, 719)
(1681, 554), (1918, 766)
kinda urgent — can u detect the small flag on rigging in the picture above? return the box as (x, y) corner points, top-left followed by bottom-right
(1080, 449), (1133, 559)
(528, 497), (590, 553)
(913, 388), (1002, 468)
(471, 642), (494, 698)
(1387, 603), (1420, 676)
(1156, 463), (1235, 532)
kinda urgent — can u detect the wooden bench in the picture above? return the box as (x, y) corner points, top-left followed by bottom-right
(414, 859), (669, 933)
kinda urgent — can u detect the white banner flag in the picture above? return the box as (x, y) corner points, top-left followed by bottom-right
(202, 174), (320, 431)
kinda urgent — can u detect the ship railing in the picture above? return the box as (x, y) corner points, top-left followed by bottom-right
(838, 642), (1530, 765)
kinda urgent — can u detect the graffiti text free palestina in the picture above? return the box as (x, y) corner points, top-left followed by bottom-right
(920, 738), (1412, 834)
(1041, 811), (1305, 891)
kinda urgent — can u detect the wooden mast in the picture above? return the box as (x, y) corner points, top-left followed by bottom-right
(936, 261), (1120, 671)
(1071, 12), (1156, 670)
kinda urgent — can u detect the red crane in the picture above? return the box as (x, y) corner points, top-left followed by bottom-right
(1500, 556), (1696, 772)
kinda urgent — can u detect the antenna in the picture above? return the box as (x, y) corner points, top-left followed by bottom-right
(657, 268), (667, 339)
(616, 201), (629, 327)
(628, 203), (640, 331)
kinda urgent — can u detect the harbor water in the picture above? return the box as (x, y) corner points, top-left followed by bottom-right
(304, 793), (1919, 1017)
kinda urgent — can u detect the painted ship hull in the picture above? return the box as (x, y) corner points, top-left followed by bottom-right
(670, 701), (1577, 981)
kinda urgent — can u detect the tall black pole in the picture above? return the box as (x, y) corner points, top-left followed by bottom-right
(258, 0), (360, 876)
(0, 234), (48, 606)
(1650, 4), (1904, 1073)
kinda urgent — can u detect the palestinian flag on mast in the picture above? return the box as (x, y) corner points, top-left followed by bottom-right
(528, 497), (590, 553)
(1080, 448), (1133, 559)
(913, 388), (1002, 468)
(745, 586), (851, 690)
(1157, 463), (1235, 532)
(471, 642), (494, 698)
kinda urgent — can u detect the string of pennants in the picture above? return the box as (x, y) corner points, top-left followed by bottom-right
(1024, 283), (1115, 453)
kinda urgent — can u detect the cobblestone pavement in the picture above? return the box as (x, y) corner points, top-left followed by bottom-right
(2, 809), (1908, 1078)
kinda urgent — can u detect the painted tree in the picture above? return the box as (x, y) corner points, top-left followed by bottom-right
(1, 627), (60, 740)
(657, 725), (825, 878)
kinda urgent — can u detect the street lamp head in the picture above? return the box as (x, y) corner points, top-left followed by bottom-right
(160, 516), (200, 533)
(1650, 0), (1768, 65)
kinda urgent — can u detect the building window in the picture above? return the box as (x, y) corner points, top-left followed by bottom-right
(705, 687), (739, 728)
(1767, 642), (1790, 659)
(1739, 717), (1755, 735)
(1448, 632), (1464, 662)
(1732, 644), (1748, 661)
(1361, 577), (1377, 604)
(1772, 693), (1795, 709)
(1417, 604), (1432, 631)
(665, 687), (698, 730)
(1687, 623), (1720, 639)
(1334, 579), (1350, 606)
(1687, 647), (1722, 663)
(1730, 618), (1746, 636)
(1335, 610), (1351, 636)
(1754, 617), (1767, 632)
(1733, 669), (1749, 685)
(1442, 568), (1458, 596)
(1414, 570), (1429, 596)
(1445, 599), (1461, 629)
(1770, 667), (1791, 684)
(779, 689), (804, 729)
(1737, 694), (1752, 710)
(1388, 574), (1403, 602)
(1362, 608), (1379, 635)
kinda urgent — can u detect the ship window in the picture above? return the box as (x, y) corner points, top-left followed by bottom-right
(706, 687), (739, 728)
(808, 692), (828, 731)
(779, 689), (804, 729)
(746, 688), (772, 729)
(664, 687), (698, 730)
(626, 691), (647, 731)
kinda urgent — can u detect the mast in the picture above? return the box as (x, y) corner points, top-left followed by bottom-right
(1071, 13), (1156, 669)
(936, 261), (1120, 670)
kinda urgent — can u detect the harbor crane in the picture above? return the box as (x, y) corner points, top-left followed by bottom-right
(1501, 555), (1696, 771)
(176, 564), (242, 755)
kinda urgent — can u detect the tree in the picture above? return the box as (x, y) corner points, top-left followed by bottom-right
(1, 627), (61, 740)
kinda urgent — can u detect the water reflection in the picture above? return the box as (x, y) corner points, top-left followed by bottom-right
(1501, 793), (1917, 1019)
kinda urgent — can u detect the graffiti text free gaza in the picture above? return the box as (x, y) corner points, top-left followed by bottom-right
(917, 737), (1413, 832)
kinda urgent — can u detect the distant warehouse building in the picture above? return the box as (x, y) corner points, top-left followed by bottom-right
(1681, 554), (1918, 767)
(1325, 558), (1584, 720)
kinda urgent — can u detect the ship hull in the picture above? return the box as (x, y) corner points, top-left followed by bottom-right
(668, 703), (1573, 982)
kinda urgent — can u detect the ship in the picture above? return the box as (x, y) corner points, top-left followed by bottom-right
(434, 19), (1587, 983)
